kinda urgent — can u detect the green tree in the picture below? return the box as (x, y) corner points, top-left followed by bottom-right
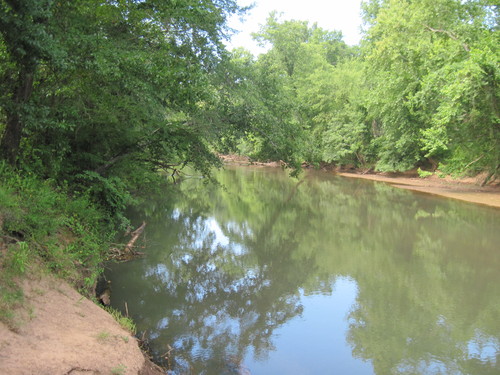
(0, 0), (246, 217)
(220, 14), (355, 169)
(0, 0), (58, 164)
(362, 0), (499, 176)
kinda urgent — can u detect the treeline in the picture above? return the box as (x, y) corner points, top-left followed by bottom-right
(224, 0), (499, 183)
(0, 0), (249, 220)
(0, 0), (498, 216)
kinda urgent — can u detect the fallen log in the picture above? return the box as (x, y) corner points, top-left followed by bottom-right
(124, 221), (146, 254)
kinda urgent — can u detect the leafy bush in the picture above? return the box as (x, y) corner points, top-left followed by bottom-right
(74, 171), (134, 230)
(0, 162), (114, 295)
(417, 168), (433, 178)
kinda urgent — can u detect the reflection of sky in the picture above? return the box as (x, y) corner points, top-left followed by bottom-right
(244, 277), (374, 375)
(174, 208), (249, 256)
(206, 217), (229, 247)
(468, 332), (498, 365)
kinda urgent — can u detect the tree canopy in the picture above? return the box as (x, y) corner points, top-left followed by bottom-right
(221, 1), (498, 181)
(0, 0), (498, 219)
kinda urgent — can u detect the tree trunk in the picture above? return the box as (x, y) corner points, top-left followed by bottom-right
(0, 67), (35, 165)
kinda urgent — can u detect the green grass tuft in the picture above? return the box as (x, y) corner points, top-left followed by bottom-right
(103, 306), (136, 335)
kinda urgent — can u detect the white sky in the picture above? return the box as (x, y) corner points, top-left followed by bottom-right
(225, 0), (364, 55)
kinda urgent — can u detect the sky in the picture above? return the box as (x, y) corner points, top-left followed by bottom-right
(225, 0), (364, 55)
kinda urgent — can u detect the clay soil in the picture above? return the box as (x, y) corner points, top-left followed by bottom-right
(0, 272), (164, 375)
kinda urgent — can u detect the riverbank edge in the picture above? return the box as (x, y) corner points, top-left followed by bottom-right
(220, 154), (500, 209)
(337, 171), (500, 209)
(0, 263), (165, 375)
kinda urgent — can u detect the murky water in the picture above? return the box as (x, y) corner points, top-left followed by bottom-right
(106, 166), (500, 375)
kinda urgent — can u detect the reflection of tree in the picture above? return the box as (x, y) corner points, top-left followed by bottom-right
(341, 200), (500, 375)
(109, 169), (320, 374)
(108, 166), (500, 375)
(119, 218), (308, 373)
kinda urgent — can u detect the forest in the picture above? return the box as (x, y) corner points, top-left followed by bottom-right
(0, 0), (498, 307)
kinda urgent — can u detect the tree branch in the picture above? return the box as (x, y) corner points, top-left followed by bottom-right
(423, 24), (470, 52)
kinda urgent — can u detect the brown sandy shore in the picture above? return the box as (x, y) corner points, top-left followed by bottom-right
(337, 172), (500, 209)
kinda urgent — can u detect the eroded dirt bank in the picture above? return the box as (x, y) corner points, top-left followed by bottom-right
(0, 273), (163, 375)
(338, 171), (500, 209)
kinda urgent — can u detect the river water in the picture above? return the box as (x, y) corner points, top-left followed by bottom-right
(105, 166), (500, 375)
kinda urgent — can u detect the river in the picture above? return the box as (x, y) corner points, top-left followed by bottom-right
(106, 166), (500, 375)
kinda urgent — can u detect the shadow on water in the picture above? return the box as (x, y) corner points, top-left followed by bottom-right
(106, 166), (500, 375)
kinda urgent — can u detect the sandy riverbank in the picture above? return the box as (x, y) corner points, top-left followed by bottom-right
(0, 272), (163, 375)
(337, 171), (500, 209)
(220, 154), (500, 209)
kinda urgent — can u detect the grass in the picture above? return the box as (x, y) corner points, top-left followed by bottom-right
(0, 242), (29, 330)
(95, 330), (130, 345)
(0, 162), (115, 328)
(103, 306), (137, 335)
(110, 364), (127, 375)
(0, 279), (24, 330)
(417, 167), (434, 178)
(96, 331), (112, 342)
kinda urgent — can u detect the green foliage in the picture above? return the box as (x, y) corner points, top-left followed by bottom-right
(1, 0), (246, 192)
(417, 168), (434, 178)
(103, 306), (137, 335)
(74, 172), (134, 229)
(0, 0), (497, 210)
(217, 15), (356, 171)
(0, 162), (113, 293)
(8, 242), (30, 274)
(362, 0), (499, 176)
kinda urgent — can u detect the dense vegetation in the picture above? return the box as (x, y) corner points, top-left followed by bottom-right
(0, 0), (246, 324)
(0, 0), (498, 322)
(226, 1), (499, 181)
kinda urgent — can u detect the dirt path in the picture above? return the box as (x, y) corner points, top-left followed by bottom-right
(0, 273), (162, 375)
(338, 172), (500, 209)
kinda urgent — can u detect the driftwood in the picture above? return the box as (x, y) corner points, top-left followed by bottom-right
(107, 221), (147, 261)
(124, 221), (146, 254)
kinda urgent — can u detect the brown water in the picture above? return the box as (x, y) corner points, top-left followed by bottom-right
(106, 166), (500, 375)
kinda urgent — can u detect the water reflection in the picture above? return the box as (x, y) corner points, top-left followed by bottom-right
(107, 166), (500, 374)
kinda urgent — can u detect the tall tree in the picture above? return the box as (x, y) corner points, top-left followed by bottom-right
(0, 0), (57, 165)
(1, 0), (244, 175)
